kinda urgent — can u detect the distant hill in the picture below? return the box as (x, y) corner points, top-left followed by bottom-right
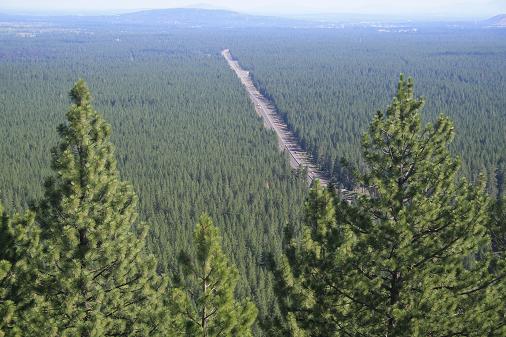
(3, 9), (500, 30)
(111, 8), (308, 28)
(0, 8), (313, 29)
(184, 3), (230, 10)
(484, 14), (506, 27)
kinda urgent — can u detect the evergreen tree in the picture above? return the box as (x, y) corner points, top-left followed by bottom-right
(488, 195), (506, 334)
(33, 80), (172, 337)
(0, 204), (15, 337)
(281, 76), (506, 336)
(177, 214), (257, 337)
(0, 205), (47, 337)
(273, 181), (342, 337)
(490, 196), (506, 254)
(338, 75), (504, 336)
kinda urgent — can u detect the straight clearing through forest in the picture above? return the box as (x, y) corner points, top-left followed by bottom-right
(222, 49), (331, 186)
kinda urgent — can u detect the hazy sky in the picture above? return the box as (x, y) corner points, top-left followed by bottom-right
(1, 0), (505, 18)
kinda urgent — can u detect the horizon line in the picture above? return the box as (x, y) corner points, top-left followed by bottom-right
(0, 6), (502, 21)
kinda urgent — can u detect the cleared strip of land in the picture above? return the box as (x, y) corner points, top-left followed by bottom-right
(222, 49), (330, 186)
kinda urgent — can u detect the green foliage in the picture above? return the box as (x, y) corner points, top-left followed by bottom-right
(176, 214), (258, 337)
(0, 205), (46, 337)
(490, 197), (506, 254)
(32, 80), (171, 337)
(0, 32), (307, 336)
(229, 29), (506, 189)
(1, 27), (505, 337)
(344, 75), (503, 336)
(0, 205), (15, 337)
(274, 181), (341, 337)
(281, 76), (506, 336)
(488, 196), (506, 334)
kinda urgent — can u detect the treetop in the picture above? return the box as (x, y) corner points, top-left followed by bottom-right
(69, 79), (91, 106)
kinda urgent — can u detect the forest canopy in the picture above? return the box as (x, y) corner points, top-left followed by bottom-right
(0, 25), (505, 336)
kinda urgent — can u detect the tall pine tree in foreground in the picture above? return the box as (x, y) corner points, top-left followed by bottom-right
(0, 205), (47, 336)
(274, 181), (341, 337)
(341, 76), (505, 336)
(33, 80), (171, 336)
(176, 214), (257, 337)
(281, 75), (505, 336)
(0, 205), (19, 337)
(488, 195), (506, 333)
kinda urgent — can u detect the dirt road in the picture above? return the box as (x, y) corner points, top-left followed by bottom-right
(222, 49), (330, 186)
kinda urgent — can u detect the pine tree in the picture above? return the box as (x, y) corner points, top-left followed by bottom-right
(490, 196), (506, 254)
(280, 75), (506, 336)
(0, 204), (15, 337)
(33, 80), (172, 336)
(488, 196), (506, 334)
(0, 205), (47, 337)
(274, 181), (342, 337)
(335, 75), (505, 336)
(176, 214), (257, 337)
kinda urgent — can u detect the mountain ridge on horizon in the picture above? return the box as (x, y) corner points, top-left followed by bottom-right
(0, 8), (505, 28)
(485, 13), (506, 26)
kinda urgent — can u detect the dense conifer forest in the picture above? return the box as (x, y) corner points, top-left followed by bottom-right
(228, 29), (506, 192)
(0, 22), (505, 336)
(0, 31), (307, 335)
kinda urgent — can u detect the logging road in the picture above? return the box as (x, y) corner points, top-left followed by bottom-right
(222, 49), (331, 186)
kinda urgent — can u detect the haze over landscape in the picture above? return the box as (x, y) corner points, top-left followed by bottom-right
(1, 0), (506, 19)
(0, 1), (505, 337)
